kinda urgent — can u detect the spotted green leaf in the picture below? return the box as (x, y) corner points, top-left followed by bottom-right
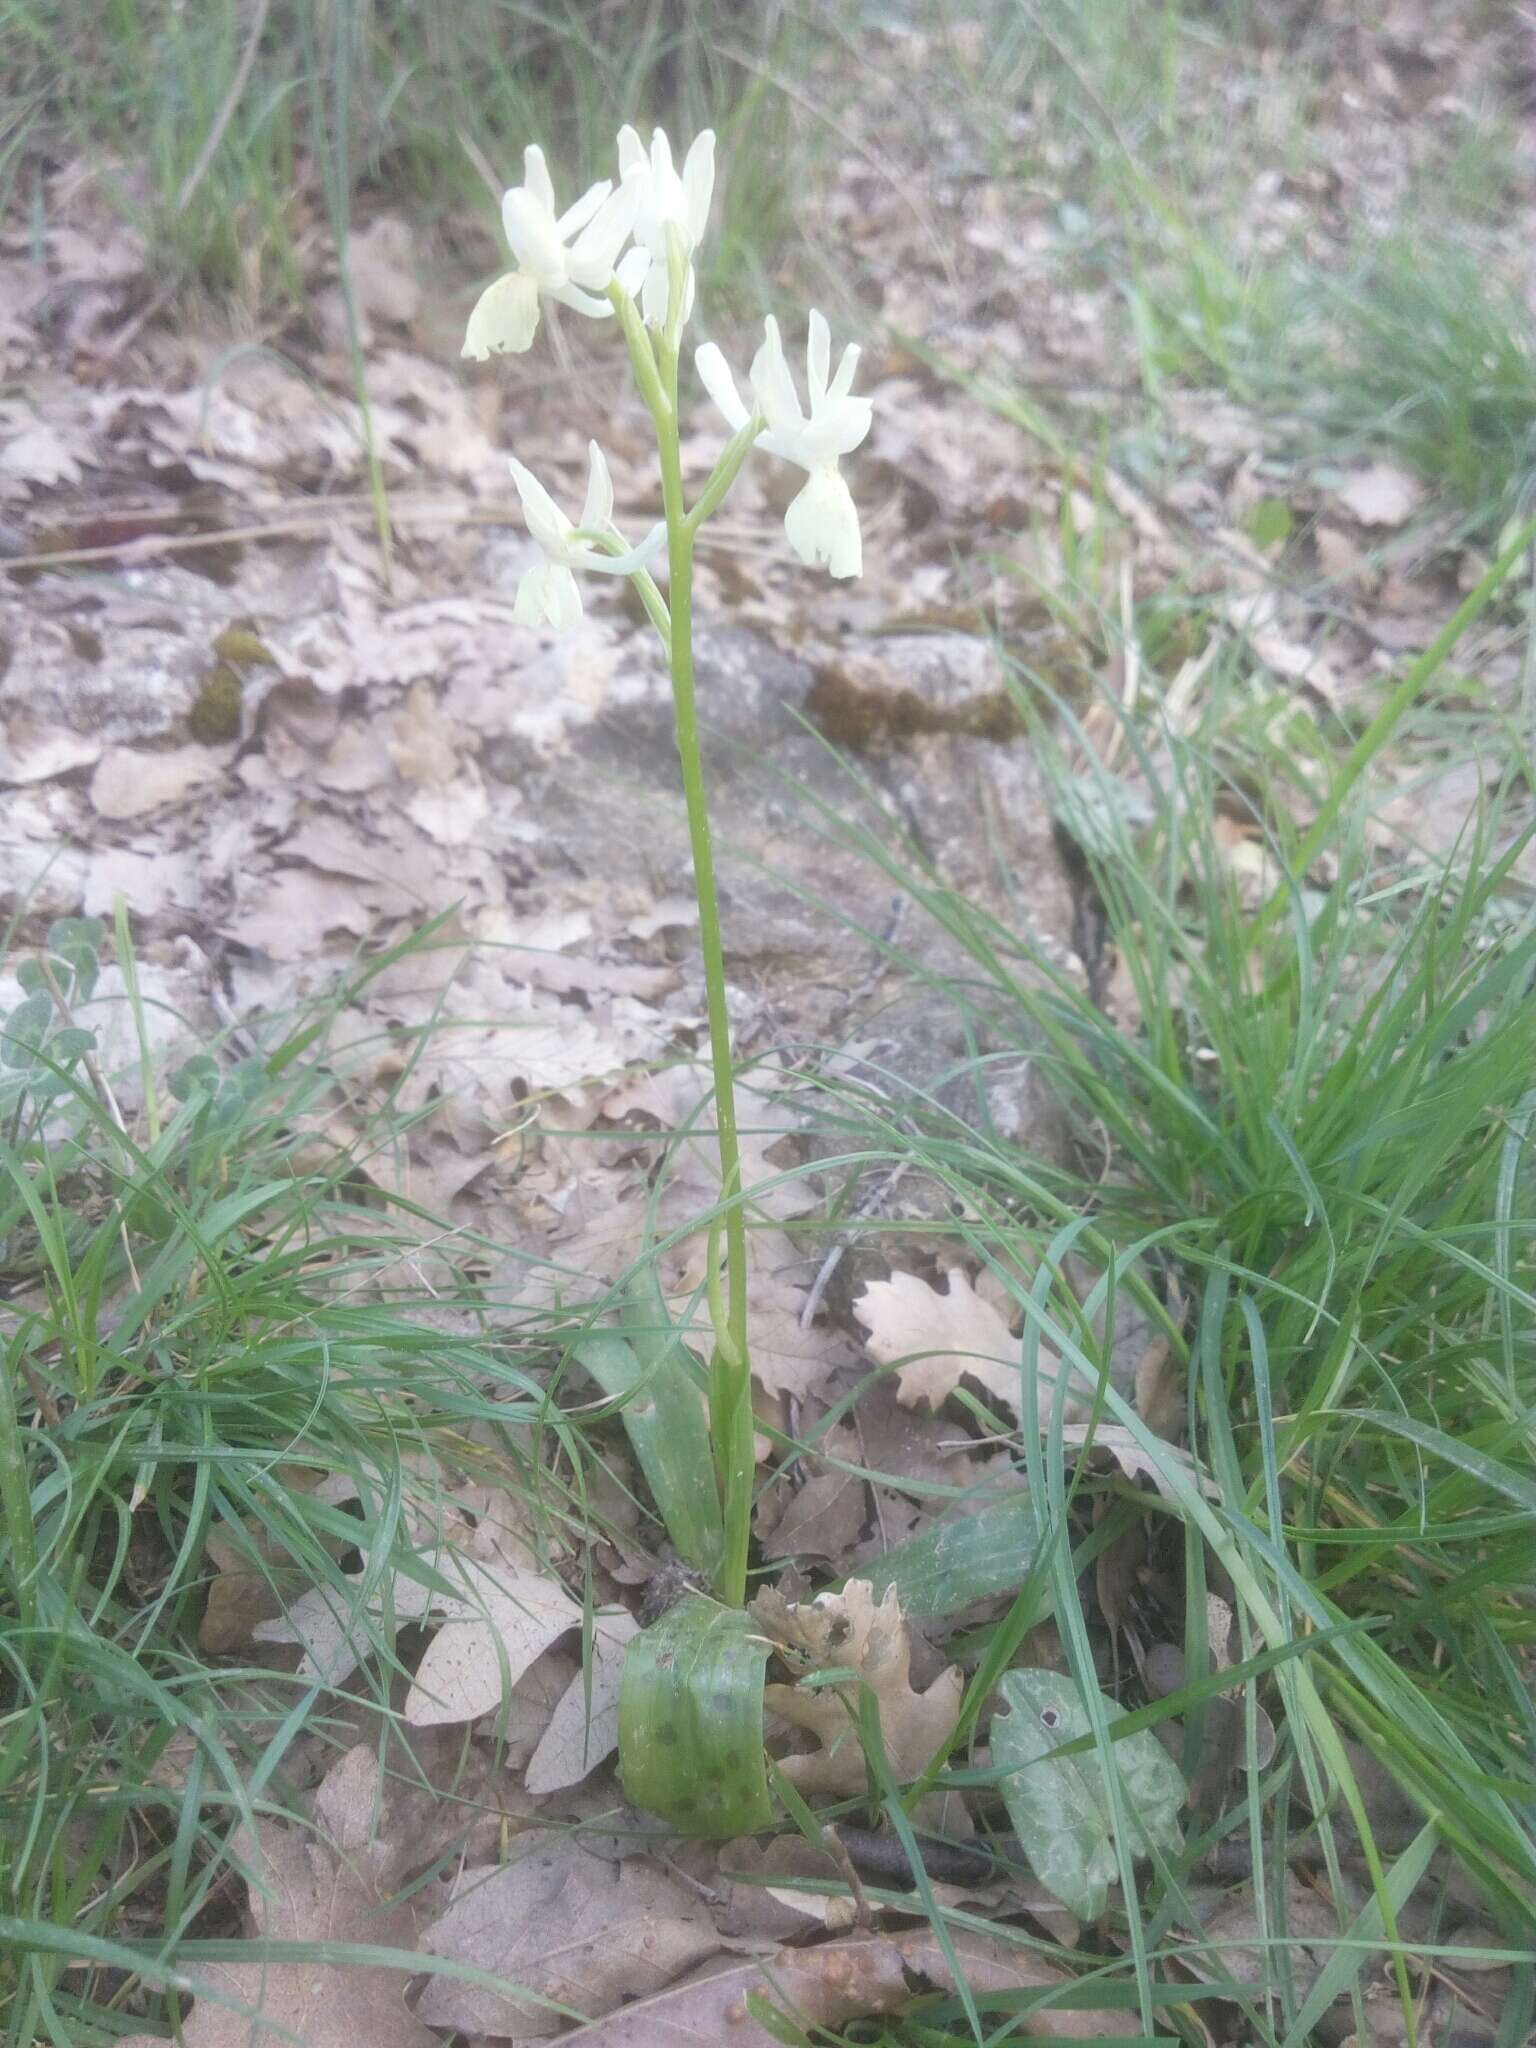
(855, 1492), (1040, 1617)
(618, 1591), (772, 1838)
(992, 1667), (1186, 1923)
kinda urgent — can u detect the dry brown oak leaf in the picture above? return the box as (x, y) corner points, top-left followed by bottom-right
(417, 1836), (719, 2038)
(559, 1930), (1124, 2043)
(118, 1747), (433, 2048)
(854, 1268), (1085, 1419)
(753, 1578), (963, 1798)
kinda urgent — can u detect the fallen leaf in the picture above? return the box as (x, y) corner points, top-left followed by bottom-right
(0, 718), (103, 785)
(755, 1422), (868, 1564)
(251, 1502), (582, 1725)
(1133, 1336), (1184, 1440)
(524, 1607), (639, 1793)
(1212, 813), (1284, 912)
(0, 408), (87, 493)
(1314, 522), (1375, 587)
(90, 743), (227, 818)
(417, 1838), (719, 2037)
(1183, 1873), (1340, 1993)
(341, 216), (422, 334)
(1056, 1421), (1219, 1498)
(1336, 461), (1423, 528)
(753, 1579), (963, 1797)
(201, 1470), (371, 1652)
(403, 1561), (583, 1727)
(853, 1268), (1080, 1420)
(559, 1929), (1120, 2043)
(669, 1224), (847, 1402)
(118, 1747), (435, 2048)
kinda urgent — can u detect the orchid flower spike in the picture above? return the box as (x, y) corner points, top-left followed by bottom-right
(464, 146), (638, 361)
(616, 124), (715, 329)
(697, 311), (871, 578)
(507, 442), (665, 630)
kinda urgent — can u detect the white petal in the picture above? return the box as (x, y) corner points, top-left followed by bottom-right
(514, 560), (583, 630)
(502, 187), (566, 284)
(695, 343), (751, 431)
(462, 271), (540, 358)
(547, 280), (615, 319)
(508, 456), (571, 556)
(806, 310), (830, 405)
(547, 564), (584, 628)
(521, 145), (555, 218)
(649, 127), (676, 191)
(617, 125), (646, 181)
(750, 316), (803, 431)
(796, 393), (873, 465)
(640, 256), (670, 330)
(783, 464), (862, 579)
(829, 341), (862, 402)
(682, 130), (716, 247)
(614, 245), (650, 298)
(580, 441), (614, 531)
(569, 179), (637, 286)
(556, 176), (613, 241)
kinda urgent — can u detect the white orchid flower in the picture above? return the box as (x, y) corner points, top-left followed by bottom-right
(507, 441), (665, 629)
(616, 124), (715, 329)
(463, 145), (638, 360)
(696, 311), (871, 578)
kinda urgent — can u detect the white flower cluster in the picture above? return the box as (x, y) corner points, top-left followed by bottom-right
(463, 125), (871, 622)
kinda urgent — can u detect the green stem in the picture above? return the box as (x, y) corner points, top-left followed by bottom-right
(614, 274), (755, 1606)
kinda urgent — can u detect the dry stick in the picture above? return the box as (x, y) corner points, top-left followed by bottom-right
(35, 956), (144, 1297)
(5, 496), (516, 573)
(832, 1819), (1431, 1892)
(175, 0), (274, 216)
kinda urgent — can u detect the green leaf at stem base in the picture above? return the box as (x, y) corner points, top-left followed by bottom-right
(618, 1591), (773, 1838)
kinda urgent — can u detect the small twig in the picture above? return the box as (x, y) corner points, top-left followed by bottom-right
(799, 1161), (911, 1331)
(822, 1826), (875, 1929)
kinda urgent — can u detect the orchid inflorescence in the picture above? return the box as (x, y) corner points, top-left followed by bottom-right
(464, 125), (872, 609)
(459, 123), (869, 1619)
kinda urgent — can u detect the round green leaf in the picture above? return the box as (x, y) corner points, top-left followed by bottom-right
(992, 1668), (1186, 1923)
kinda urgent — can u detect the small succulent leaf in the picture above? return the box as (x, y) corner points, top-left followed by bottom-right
(47, 916), (104, 955)
(855, 1493), (1040, 1617)
(15, 961), (45, 996)
(992, 1667), (1186, 1923)
(168, 1054), (221, 1103)
(48, 1027), (97, 1066)
(2, 996), (53, 1071)
(46, 916), (103, 998)
(618, 1591), (772, 1838)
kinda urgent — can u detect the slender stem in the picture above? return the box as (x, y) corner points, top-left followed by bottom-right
(611, 265), (756, 1606)
(653, 328), (755, 1606)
